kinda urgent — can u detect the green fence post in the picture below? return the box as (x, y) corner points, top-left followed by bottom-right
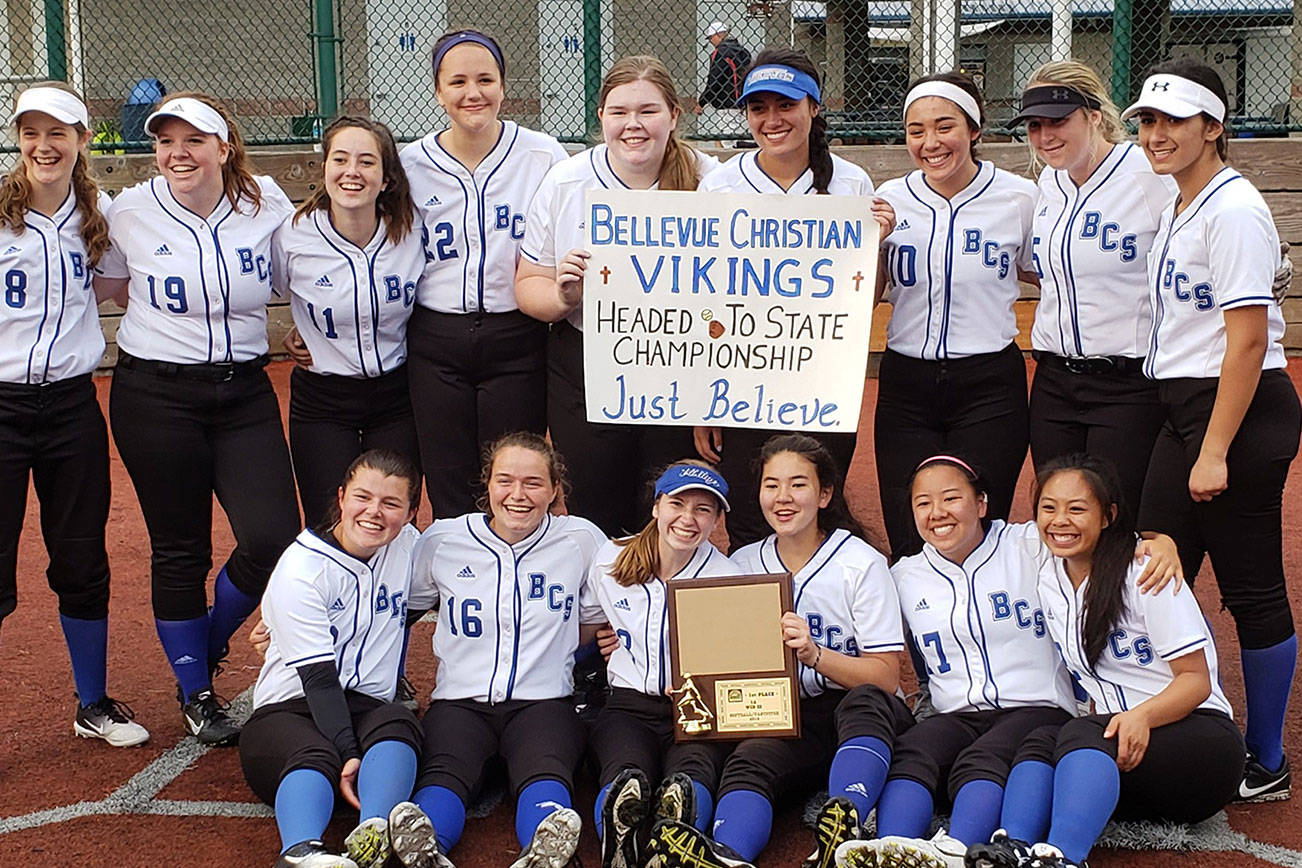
(1110, 0), (1132, 107)
(583, 0), (601, 138)
(44, 0), (67, 80)
(313, 0), (339, 121)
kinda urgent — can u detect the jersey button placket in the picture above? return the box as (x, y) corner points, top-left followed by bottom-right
(200, 227), (226, 361)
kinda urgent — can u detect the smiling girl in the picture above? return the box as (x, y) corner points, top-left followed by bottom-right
(273, 116), (424, 528)
(0, 83), (149, 747)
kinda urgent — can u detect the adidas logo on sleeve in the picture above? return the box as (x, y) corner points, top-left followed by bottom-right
(456, 565), (475, 579)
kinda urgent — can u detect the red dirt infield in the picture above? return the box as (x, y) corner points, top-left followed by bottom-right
(3, 360), (1301, 867)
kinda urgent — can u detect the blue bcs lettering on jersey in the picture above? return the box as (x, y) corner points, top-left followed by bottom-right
(494, 205), (525, 240)
(1079, 211), (1137, 262)
(375, 584), (407, 622)
(383, 274), (417, 306)
(806, 612), (859, 655)
(988, 591), (1047, 637)
(1107, 629), (1155, 665)
(527, 572), (575, 620)
(961, 229), (1010, 279)
(237, 247), (272, 282)
(1161, 259), (1214, 311)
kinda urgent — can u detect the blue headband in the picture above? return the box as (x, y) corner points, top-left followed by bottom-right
(654, 465), (731, 512)
(737, 64), (821, 106)
(432, 31), (505, 79)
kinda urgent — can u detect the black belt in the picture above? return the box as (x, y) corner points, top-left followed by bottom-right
(117, 350), (269, 382)
(1032, 351), (1143, 376)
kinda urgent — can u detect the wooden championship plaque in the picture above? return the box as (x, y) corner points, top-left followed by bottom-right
(665, 572), (800, 741)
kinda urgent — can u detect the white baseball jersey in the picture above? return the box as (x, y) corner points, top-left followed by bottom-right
(1038, 554), (1232, 717)
(1030, 143), (1178, 358)
(410, 512), (607, 703)
(98, 175), (293, 363)
(0, 190), (110, 384)
(252, 525), (423, 708)
(877, 162), (1037, 360)
(731, 528), (903, 698)
(520, 144), (720, 331)
(697, 150), (875, 197)
(400, 121), (567, 314)
(891, 520), (1076, 714)
(1143, 167), (1286, 380)
(272, 208), (424, 377)
(579, 537), (739, 695)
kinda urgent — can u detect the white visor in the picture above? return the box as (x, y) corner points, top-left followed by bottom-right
(144, 97), (230, 142)
(10, 86), (89, 128)
(1122, 74), (1226, 123)
(903, 80), (982, 127)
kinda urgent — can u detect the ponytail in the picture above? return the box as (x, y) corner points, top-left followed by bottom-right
(611, 519), (662, 587)
(809, 112), (833, 194)
(658, 134), (702, 192)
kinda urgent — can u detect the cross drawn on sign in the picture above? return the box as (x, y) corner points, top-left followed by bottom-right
(852, 271), (865, 290)
(601, 266), (611, 284)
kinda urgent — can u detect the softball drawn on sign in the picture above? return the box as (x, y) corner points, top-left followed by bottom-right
(582, 188), (879, 431)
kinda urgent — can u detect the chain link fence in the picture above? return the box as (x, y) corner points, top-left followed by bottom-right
(0, 0), (1295, 151)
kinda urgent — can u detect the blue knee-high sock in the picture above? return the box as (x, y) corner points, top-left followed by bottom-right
(1000, 761), (1054, 844)
(692, 780), (714, 832)
(207, 566), (261, 667)
(1241, 634), (1297, 770)
(276, 768), (336, 852)
(1045, 749), (1120, 863)
(59, 614), (108, 705)
(413, 784), (466, 852)
(155, 615), (210, 700)
(711, 789), (772, 862)
(358, 740), (418, 821)
(516, 779), (572, 849)
(828, 736), (892, 820)
(875, 778), (934, 838)
(947, 779), (1004, 845)
(594, 782), (612, 836)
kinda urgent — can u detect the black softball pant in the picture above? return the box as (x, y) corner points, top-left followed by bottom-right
(406, 307), (548, 519)
(887, 706), (1072, 801)
(1028, 360), (1165, 517)
(0, 374), (111, 623)
(591, 687), (736, 793)
(288, 365), (420, 529)
(415, 697), (585, 802)
(547, 322), (695, 538)
(716, 684), (916, 801)
(1137, 370), (1301, 649)
(1014, 709), (1244, 823)
(874, 344), (1029, 561)
(109, 357), (301, 620)
(241, 693), (423, 804)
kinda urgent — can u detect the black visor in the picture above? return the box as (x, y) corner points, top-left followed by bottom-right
(1008, 85), (1100, 126)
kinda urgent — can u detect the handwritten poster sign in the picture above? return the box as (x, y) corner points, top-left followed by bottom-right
(583, 188), (879, 431)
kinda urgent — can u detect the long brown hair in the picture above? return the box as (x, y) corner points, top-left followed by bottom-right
(157, 91), (263, 213)
(0, 81), (109, 265)
(294, 115), (414, 245)
(610, 459), (723, 587)
(598, 56), (700, 192)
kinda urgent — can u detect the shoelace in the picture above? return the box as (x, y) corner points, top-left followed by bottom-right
(89, 696), (138, 722)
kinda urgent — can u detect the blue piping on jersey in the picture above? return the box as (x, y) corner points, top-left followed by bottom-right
(475, 124), (520, 312)
(965, 522), (1007, 707)
(1162, 636), (1206, 659)
(935, 165), (998, 359)
(314, 216), (370, 373)
(503, 513), (551, 699)
(210, 207), (238, 362)
(366, 244), (384, 373)
(23, 224), (51, 383)
(467, 517), (507, 701)
(423, 151), (474, 312)
(641, 582), (657, 694)
(924, 557), (979, 709)
(903, 175), (941, 359)
(739, 151), (814, 194)
(43, 207), (80, 383)
(291, 536), (365, 678)
(350, 546), (384, 690)
(793, 531), (850, 612)
(1050, 565), (1125, 713)
(151, 180), (216, 361)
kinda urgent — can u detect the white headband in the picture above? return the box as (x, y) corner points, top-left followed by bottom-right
(10, 86), (89, 128)
(903, 81), (982, 126)
(1121, 74), (1227, 124)
(144, 97), (230, 142)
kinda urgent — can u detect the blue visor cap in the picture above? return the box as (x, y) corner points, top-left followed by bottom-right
(737, 64), (821, 107)
(654, 465), (731, 512)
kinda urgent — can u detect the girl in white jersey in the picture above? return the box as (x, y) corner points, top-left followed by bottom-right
(408, 432), (607, 868)
(1008, 61), (1175, 515)
(693, 47), (894, 552)
(580, 460), (738, 868)
(397, 29), (568, 517)
(872, 73), (1038, 561)
(648, 435), (911, 868)
(516, 56), (716, 537)
(0, 83), (148, 748)
(241, 450), (441, 868)
(1125, 60), (1301, 804)
(94, 93), (301, 746)
(274, 116), (424, 527)
(835, 457), (1179, 868)
(964, 455), (1242, 868)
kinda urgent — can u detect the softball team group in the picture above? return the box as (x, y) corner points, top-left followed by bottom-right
(0, 23), (1296, 868)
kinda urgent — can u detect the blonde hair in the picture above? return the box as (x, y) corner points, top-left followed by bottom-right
(157, 91), (263, 213)
(598, 55), (701, 192)
(0, 81), (109, 265)
(609, 459), (722, 587)
(1026, 61), (1126, 169)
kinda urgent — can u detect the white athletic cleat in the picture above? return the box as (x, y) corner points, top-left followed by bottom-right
(837, 829), (966, 868)
(275, 840), (360, 868)
(510, 807), (582, 868)
(73, 696), (150, 747)
(344, 817), (390, 868)
(388, 801), (454, 868)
